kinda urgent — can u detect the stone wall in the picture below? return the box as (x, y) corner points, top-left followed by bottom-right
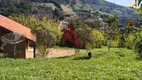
(47, 48), (76, 58)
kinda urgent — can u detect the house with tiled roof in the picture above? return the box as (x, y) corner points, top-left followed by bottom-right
(0, 14), (36, 58)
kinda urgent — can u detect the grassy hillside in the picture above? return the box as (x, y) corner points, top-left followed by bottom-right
(30, 0), (138, 18)
(1, 48), (142, 80)
(32, 3), (56, 10)
(30, 0), (139, 25)
(61, 5), (75, 15)
(58, 0), (138, 17)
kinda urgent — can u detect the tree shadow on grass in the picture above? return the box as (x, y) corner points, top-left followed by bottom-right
(73, 56), (90, 60)
(73, 52), (107, 60)
(115, 52), (126, 57)
(56, 56), (71, 59)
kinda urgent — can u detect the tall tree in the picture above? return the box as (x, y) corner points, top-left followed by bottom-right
(104, 15), (119, 52)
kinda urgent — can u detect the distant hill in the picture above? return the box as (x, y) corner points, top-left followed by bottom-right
(60, 0), (139, 23)
(58, 0), (137, 17)
(0, 0), (139, 25)
(30, 0), (139, 25)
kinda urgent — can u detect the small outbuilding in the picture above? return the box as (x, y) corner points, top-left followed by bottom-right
(0, 14), (36, 58)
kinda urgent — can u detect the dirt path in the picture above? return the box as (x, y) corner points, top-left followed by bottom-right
(47, 48), (76, 58)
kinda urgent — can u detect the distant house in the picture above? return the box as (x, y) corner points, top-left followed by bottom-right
(0, 15), (36, 58)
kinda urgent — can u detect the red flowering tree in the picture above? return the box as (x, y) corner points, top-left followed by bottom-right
(61, 25), (83, 48)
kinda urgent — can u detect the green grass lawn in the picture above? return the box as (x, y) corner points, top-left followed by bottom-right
(0, 48), (142, 80)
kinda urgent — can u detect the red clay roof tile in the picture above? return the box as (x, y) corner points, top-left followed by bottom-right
(0, 15), (36, 42)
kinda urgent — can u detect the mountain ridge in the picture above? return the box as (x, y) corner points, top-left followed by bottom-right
(0, 0), (139, 25)
(30, 0), (139, 21)
(59, 0), (137, 18)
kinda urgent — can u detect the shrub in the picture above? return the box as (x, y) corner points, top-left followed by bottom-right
(91, 29), (104, 48)
(85, 43), (93, 50)
(36, 45), (48, 58)
(0, 53), (5, 58)
(110, 40), (119, 48)
(85, 29), (104, 49)
(125, 34), (137, 49)
(75, 24), (92, 48)
(135, 41), (142, 59)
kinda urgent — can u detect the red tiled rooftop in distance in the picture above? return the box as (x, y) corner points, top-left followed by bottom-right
(0, 15), (36, 42)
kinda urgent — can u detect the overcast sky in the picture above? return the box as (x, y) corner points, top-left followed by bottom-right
(105, 0), (134, 7)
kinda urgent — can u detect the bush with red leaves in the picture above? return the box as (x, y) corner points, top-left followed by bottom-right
(61, 25), (83, 48)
